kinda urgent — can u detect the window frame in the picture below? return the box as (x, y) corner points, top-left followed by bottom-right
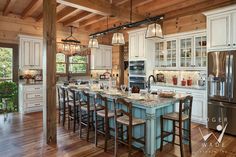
(56, 53), (90, 76)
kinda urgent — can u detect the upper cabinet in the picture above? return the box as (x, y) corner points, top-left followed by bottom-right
(90, 44), (112, 70)
(204, 5), (236, 51)
(155, 30), (206, 70)
(155, 39), (177, 68)
(19, 35), (43, 70)
(129, 30), (146, 60)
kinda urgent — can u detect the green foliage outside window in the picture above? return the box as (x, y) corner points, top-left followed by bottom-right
(69, 56), (87, 73)
(56, 53), (66, 73)
(0, 48), (13, 80)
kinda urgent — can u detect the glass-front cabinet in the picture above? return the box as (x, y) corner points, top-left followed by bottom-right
(155, 39), (177, 68)
(180, 37), (193, 67)
(155, 32), (207, 70)
(194, 36), (207, 67)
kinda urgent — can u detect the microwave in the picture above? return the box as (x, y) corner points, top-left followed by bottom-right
(129, 61), (145, 76)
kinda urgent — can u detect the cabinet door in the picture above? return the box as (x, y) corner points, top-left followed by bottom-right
(20, 38), (32, 67)
(94, 48), (103, 69)
(166, 40), (177, 67)
(103, 48), (112, 69)
(191, 93), (205, 123)
(129, 34), (139, 59)
(208, 14), (231, 50)
(232, 12), (236, 49)
(194, 36), (207, 68)
(155, 41), (165, 67)
(180, 37), (193, 67)
(32, 40), (43, 69)
(138, 31), (145, 58)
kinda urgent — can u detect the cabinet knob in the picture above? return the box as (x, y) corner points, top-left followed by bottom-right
(233, 44), (236, 46)
(228, 44), (231, 46)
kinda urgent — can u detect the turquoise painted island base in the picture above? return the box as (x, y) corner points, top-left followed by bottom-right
(73, 87), (186, 157)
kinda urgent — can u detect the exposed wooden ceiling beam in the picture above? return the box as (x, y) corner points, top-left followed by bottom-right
(3, 0), (17, 16)
(79, 15), (106, 28)
(62, 11), (92, 26)
(36, 3), (60, 22)
(57, 6), (77, 21)
(57, 0), (144, 22)
(21, 0), (43, 19)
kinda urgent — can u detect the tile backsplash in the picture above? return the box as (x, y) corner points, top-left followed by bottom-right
(154, 70), (206, 85)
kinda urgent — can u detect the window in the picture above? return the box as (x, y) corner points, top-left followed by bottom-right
(0, 47), (13, 81)
(56, 53), (89, 75)
(69, 56), (88, 74)
(56, 53), (66, 73)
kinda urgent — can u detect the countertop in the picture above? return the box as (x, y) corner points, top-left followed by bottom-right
(151, 82), (206, 90)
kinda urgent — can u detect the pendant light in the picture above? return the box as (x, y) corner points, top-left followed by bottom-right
(112, 32), (125, 45)
(57, 26), (82, 56)
(88, 36), (99, 48)
(145, 22), (163, 39)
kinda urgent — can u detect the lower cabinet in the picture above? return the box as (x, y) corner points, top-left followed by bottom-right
(151, 85), (207, 124)
(19, 84), (43, 114)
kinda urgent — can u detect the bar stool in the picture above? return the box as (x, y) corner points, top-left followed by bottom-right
(94, 93), (115, 151)
(114, 98), (146, 157)
(160, 95), (193, 157)
(78, 90), (95, 141)
(57, 86), (68, 126)
(67, 87), (80, 132)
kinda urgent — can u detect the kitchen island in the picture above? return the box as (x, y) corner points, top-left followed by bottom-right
(66, 85), (187, 157)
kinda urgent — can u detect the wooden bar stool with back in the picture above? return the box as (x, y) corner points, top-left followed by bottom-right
(57, 85), (68, 127)
(114, 98), (146, 157)
(94, 93), (115, 152)
(67, 87), (80, 132)
(160, 95), (193, 157)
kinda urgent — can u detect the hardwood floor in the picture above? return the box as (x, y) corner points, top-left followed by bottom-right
(0, 112), (236, 157)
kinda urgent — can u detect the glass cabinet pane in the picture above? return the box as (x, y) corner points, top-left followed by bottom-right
(155, 42), (165, 67)
(194, 36), (207, 67)
(180, 38), (192, 67)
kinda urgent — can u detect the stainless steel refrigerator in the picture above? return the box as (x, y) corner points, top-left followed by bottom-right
(208, 51), (236, 135)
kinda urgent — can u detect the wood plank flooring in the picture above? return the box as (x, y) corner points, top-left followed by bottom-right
(0, 112), (236, 157)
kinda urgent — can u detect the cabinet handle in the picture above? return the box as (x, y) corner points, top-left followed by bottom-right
(34, 103), (41, 106)
(35, 88), (40, 90)
(35, 94), (41, 97)
(135, 56), (138, 57)
(186, 92), (192, 94)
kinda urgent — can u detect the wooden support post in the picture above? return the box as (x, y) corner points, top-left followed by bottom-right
(43, 0), (57, 144)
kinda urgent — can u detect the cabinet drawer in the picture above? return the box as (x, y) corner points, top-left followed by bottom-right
(24, 86), (43, 92)
(25, 101), (43, 108)
(25, 92), (43, 100)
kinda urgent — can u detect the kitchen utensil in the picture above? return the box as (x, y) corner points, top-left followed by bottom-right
(198, 77), (205, 86)
(156, 73), (165, 82)
(159, 91), (176, 98)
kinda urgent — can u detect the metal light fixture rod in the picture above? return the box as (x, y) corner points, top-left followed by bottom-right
(89, 15), (164, 37)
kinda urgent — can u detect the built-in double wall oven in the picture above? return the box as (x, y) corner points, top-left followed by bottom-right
(129, 60), (146, 90)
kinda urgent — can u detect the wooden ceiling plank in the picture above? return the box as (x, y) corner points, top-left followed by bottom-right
(3, 0), (17, 16)
(21, 0), (43, 19)
(79, 15), (106, 28)
(84, 18), (119, 31)
(165, 0), (236, 19)
(62, 11), (92, 26)
(57, 7), (77, 21)
(36, 3), (61, 22)
(57, 0), (144, 22)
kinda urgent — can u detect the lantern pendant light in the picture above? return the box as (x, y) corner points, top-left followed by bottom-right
(145, 22), (163, 39)
(112, 32), (125, 45)
(88, 36), (99, 48)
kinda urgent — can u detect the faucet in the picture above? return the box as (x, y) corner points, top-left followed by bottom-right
(147, 75), (156, 93)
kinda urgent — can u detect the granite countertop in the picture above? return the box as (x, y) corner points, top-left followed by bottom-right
(151, 82), (206, 90)
(65, 84), (186, 108)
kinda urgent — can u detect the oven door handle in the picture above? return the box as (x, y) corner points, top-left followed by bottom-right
(129, 81), (146, 83)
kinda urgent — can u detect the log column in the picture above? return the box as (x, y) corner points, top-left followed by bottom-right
(43, 0), (57, 144)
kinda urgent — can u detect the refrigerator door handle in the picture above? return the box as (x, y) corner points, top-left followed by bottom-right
(226, 54), (229, 98)
(229, 54), (234, 99)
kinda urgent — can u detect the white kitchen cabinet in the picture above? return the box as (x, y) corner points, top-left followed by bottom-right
(19, 35), (43, 70)
(150, 85), (207, 124)
(128, 30), (146, 60)
(90, 44), (112, 70)
(204, 5), (236, 51)
(19, 84), (43, 114)
(155, 39), (177, 68)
